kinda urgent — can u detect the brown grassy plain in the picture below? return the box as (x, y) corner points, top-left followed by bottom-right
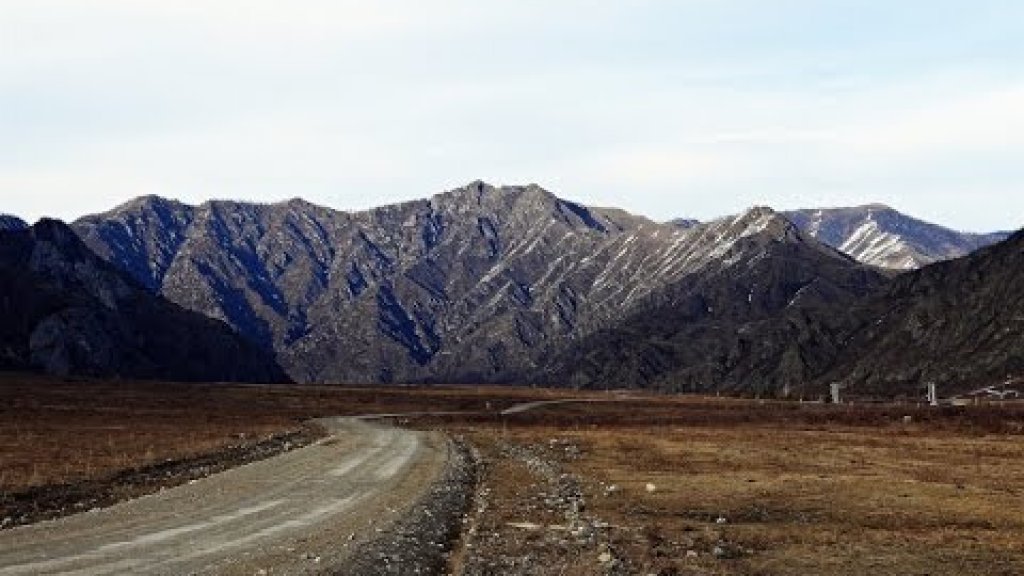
(0, 373), (570, 491)
(437, 400), (1024, 575)
(2, 373), (1023, 574)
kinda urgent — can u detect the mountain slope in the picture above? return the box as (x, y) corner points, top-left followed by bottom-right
(0, 215), (27, 231)
(537, 215), (886, 394)
(76, 185), (1020, 395)
(0, 220), (289, 382)
(784, 205), (1008, 270)
(551, 222), (1024, 398)
(823, 228), (1024, 396)
(74, 183), (877, 384)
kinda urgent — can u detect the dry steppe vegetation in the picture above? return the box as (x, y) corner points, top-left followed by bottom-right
(2, 373), (1023, 574)
(0, 374), (574, 490)
(435, 398), (1024, 575)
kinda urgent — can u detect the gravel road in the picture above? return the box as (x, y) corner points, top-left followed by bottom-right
(0, 418), (448, 576)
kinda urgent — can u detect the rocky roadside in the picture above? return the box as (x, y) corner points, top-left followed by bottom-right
(452, 435), (632, 576)
(0, 425), (323, 530)
(331, 437), (478, 576)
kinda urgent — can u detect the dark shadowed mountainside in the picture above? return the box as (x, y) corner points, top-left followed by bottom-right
(822, 228), (1024, 396)
(548, 224), (1024, 398)
(0, 219), (289, 382)
(0, 215), (27, 232)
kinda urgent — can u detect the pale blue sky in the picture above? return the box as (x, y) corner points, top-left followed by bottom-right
(1, 1), (1022, 231)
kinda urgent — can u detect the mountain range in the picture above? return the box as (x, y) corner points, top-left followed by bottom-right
(2, 182), (1018, 397)
(74, 183), (812, 384)
(0, 219), (288, 382)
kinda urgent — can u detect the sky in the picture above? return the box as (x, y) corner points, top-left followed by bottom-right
(1, 1), (1022, 232)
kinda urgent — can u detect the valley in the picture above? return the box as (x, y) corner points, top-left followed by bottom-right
(2, 186), (1022, 575)
(4, 4), (1022, 574)
(2, 376), (1022, 575)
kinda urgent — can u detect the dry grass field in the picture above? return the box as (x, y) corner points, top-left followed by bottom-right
(579, 425), (1023, 575)
(2, 373), (1023, 574)
(0, 373), (574, 526)
(438, 400), (1024, 575)
(0, 373), (569, 491)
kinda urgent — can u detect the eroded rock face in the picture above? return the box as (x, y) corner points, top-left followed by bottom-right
(75, 184), (863, 384)
(0, 219), (289, 382)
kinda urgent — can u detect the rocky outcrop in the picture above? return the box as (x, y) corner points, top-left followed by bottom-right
(0, 219), (289, 382)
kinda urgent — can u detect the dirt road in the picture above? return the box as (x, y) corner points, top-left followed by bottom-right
(499, 397), (637, 415)
(0, 418), (448, 576)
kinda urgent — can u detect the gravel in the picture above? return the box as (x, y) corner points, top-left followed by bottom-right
(332, 437), (477, 576)
(456, 438), (631, 576)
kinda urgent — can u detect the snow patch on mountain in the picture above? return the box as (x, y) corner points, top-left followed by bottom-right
(784, 205), (1008, 269)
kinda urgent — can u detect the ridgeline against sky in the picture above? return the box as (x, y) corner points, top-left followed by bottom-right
(2, 1), (1022, 231)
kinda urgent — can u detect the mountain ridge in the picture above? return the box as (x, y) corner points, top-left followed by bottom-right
(670, 204), (1008, 270)
(535, 215), (887, 394)
(783, 205), (1009, 269)
(72, 183), (870, 384)
(9, 183), (1010, 395)
(543, 222), (1024, 398)
(820, 227), (1024, 396)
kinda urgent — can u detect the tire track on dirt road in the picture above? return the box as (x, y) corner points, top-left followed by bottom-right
(0, 418), (448, 576)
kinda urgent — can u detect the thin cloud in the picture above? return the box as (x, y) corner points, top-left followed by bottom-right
(0, 2), (1021, 231)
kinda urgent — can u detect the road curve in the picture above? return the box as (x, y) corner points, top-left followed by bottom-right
(0, 418), (448, 576)
(500, 397), (638, 415)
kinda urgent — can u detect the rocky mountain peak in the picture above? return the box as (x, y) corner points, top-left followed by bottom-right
(714, 206), (799, 244)
(432, 180), (558, 210)
(102, 194), (188, 217)
(672, 207), (800, 245)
